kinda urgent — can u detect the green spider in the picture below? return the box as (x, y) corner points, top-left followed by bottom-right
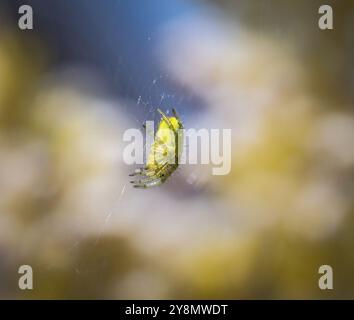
(130, 108), (184, 188)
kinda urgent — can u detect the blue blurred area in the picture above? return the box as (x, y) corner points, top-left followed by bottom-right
(5, 0), (203, 117)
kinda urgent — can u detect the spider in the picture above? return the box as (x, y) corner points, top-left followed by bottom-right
(130, 108), (184, 188)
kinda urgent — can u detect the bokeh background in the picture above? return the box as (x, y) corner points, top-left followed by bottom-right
(0, 0), (354, 299)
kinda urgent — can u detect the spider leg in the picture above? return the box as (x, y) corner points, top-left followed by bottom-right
(131, 171), (157, 179)
(129, 168), (143, 176)
(171, 108), (183, 128)
(130, 162), (169, 183)
(129, 167), (150, 176)
(130, 172), (161, 184)
(130, 175), (158, 184)
(170, 109), (182, 164)
(133, 178), (162, 188)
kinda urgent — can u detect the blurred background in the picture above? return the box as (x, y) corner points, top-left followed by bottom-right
(0, 0), (354, 299)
